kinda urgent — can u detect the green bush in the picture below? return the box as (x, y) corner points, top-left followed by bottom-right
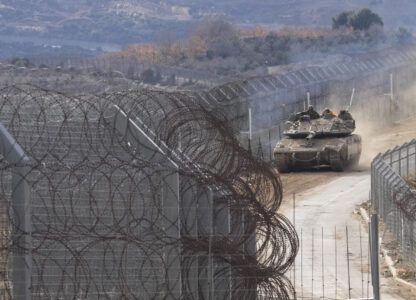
(332, 10), (354, 29)
(395, 27), (413, 45)
(351, 8), (383, 31)
(332, 8), (383, 31)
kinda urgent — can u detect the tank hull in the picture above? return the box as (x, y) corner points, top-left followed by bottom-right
(274, 134), (362, 172)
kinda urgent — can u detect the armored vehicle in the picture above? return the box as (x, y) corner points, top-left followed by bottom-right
(273, 113), (361, 172)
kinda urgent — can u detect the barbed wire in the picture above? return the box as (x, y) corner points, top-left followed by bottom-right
(0, 84), (298, 299)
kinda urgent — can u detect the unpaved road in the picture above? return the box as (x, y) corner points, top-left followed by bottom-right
(280, 172), (415, 299)
(278, 118), (416, 299)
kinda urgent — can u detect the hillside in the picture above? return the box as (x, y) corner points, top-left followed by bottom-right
(0, 0), (192, 45)
(2, 0), (416, 43)
(1, 0), (416, 58)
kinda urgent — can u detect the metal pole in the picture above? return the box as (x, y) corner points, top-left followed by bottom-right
(312, 228), (314, 298)
(307, 92), (310, 107)
(346, 226), (351, 299)
(12, 165), (32, 300)
(208, 189), (214, 300)
(390, 73), (394, 102)
(335, 225), (338, 300)
(0, 123), (32, 300)
(268, 130), (272, 162)
(370, 214), (381, 300)
(360, 225), (364, 299)
(367, 226), (370, 300)
(407, 145), (409, 176)
(293, 193), (296, 294)
(322, 227), (325, 299)
(301, 229), (303, 300)
(248, 107), (252, 142)
(278, 123), (281, 140)
(399, 148), (402, 175)
(348, 88), (355, 110)
(293, 193), (296, 228)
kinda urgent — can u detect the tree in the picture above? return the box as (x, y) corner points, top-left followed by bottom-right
(350, 8), (383, 31)
(192, 15), (239, 58)
(395, 27), (413, 45)
(141, 68), (155, 84)
(332, 8), (383, 31)
(127, 65), (136, 79)
(187, 35), (208, 60)
(193, 16), (236, 43)
(332, 10), (354, 29)
(10, 57), (33, 67)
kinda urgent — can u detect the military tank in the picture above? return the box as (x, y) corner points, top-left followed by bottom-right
(273, 112), (361, 172)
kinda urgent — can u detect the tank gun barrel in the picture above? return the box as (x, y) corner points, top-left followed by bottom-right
(347, 88), (355, 111)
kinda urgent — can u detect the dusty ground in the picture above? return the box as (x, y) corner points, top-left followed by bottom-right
(278, 117), (416, 299)
(358, 117), (416, 168)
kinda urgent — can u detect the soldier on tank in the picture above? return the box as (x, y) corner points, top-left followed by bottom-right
(321, 108), (336, 119)
(300, 105), (320, 120)
(338, 109), (353, 120)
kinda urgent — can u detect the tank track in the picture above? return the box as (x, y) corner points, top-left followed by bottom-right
(329, 150), (347, 171)
(275, 153), (290, 173)
(349, 153), (361, 168)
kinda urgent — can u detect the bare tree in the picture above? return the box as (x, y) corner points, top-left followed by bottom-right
(193, 15), (236, 43)
(156, 31), (176, 58)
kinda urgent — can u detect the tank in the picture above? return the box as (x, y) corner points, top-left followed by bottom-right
(273, 113), (362, 172)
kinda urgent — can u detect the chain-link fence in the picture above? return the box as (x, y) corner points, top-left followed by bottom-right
(0, 85), (298, 300)
(240, 66), (416, 163)
(216, 47), (416, 162)
(371, 139), (416, 269)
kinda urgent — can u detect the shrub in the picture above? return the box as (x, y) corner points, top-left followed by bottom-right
(332, 8), (383, 31)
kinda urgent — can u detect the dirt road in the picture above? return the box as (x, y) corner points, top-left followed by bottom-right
(278, 118), (416, 299)
(280, 172), (415, 299)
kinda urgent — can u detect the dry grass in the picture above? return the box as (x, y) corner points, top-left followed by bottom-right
(403, 174), (416, 190)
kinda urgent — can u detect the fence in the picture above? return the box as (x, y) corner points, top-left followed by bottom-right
(239, 67), (416, 163)
(0, 85), (298, 299)
(371, 139), (416, 269)
(31, 55), (220, 87)
(289, 225), (373, 300)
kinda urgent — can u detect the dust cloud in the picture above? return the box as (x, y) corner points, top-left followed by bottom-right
(314, 80), (416, 170)
(354, 83), (416, 169)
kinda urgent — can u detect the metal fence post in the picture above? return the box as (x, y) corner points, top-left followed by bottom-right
(370, 214), (380, 300)
(12, 165), (32, 300)
(406, 145), (409, 176)
(103, 106), (182, 299)
(269, 129), (272, 162)
(0, 123), (32, 300)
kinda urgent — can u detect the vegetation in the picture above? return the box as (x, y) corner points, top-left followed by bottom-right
(140, 68), (162, 84)
(332, 11), (354, 29)
(0, 40), (102, 59)
(404, 174), (416, 190)
(332, 8), (383, 31)
(395, 27), (413, 45)
(113, 14), (410, 77)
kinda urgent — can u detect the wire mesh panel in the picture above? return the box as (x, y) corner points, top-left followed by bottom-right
(0, 85), (298, 300)
(371, 140), (416, 269)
